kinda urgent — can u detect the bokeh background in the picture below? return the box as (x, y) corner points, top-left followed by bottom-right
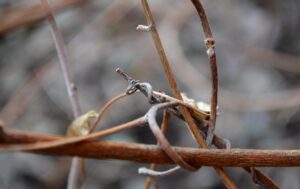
(1, 0), (300, 188)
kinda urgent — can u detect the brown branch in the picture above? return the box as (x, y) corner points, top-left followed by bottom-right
(40, 0), (81, 118)
(90, 93), (128, 132)
(190, 0), (218, 146)
(188, 2), (279, 188)
(19, 144), (300, 167)
(245, 167), (280, 189)
(0, 0), (86, 35)
(1, 128), (300, 167)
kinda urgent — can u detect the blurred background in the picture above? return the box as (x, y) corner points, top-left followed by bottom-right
(1, 0), (300, 188)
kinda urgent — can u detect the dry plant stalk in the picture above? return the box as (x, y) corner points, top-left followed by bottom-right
(0, 0), (293, 189)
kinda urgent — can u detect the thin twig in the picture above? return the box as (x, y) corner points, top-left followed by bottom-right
(40, 0), (81, 117)
(146, 102), (198, 171)
(0, 117), (146, 151)
(144, 111), (170, 189)
(144, 164), (158, 189)
(189, 0), (218, 146)
(188, 2), (279, 188)
(90, 93), (128, 132)
(245, 167), (280, 189)
(0, 0), (86, 34)
(39, 0), (82, 188)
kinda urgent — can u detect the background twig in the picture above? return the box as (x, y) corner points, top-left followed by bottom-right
(39, 0), (82, 188)
(0, 0), (86, 35)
